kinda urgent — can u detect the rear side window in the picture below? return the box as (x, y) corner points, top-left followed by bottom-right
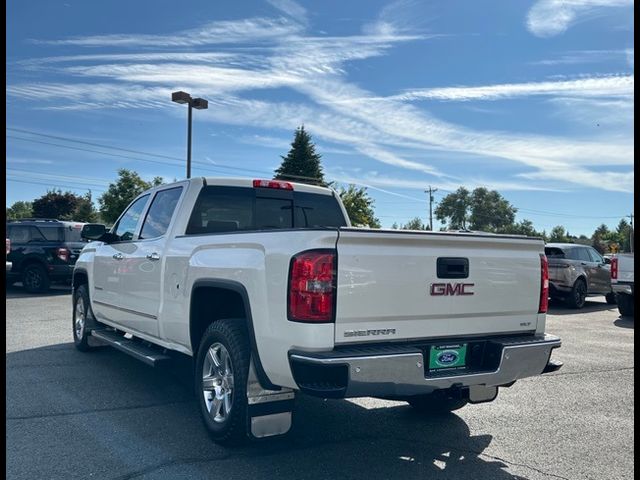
(186, 186), (346, 235)
(544, 247), (565, 258)
(187, 187), (254, 234)
(8, 226), (46, 243)
(140, 187), (183, 239)
(39, 226), (64, 242)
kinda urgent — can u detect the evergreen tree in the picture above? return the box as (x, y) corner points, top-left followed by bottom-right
(274, 126), (325, 185)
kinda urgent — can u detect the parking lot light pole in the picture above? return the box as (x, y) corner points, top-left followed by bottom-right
(171, 91), (209, 179)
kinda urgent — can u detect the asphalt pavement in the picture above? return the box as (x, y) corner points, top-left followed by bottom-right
(6, 285), (634, 480)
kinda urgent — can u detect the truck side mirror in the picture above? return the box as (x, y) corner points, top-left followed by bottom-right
(81, 224), (107, 240)
(604, 257), (611, 264)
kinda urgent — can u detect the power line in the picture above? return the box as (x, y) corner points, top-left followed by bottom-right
(6, 177), (106, 193)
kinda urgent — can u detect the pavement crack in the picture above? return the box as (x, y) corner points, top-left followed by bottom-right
(476, 452), (572, 480)
(6, 400), (195, 420)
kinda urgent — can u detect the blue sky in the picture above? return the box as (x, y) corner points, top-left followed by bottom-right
(6, 0), (634, 235)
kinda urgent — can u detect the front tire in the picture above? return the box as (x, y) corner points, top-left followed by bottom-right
(407, 391), (468, 413)
(565, 278), (587, 309)
(72, 284), (97, 351)
(617, 294), (634, 317)
(195, 319), (251, 446)
(22, 263), (50, 293)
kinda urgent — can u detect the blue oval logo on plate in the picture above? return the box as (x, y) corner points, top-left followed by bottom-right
(437, 351), (459, 366)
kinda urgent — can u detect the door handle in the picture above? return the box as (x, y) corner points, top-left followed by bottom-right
(113, 253), (124, 260)
(146, 252), (160, 261)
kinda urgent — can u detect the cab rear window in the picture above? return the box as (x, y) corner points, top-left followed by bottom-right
(186, 186), (346, 235)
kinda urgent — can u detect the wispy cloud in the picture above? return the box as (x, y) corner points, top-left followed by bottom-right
(526, 0), (632, 37)
(7, 4), (634, 193)
(530, 49), (631, 66)
(266, 0), (308, 25)
(32, 17), (303, 47)
(394, 74), (633, 101)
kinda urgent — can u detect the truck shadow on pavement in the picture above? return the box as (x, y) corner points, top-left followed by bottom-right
(6, 344), (532, 480)
(613, 317), (634, 329)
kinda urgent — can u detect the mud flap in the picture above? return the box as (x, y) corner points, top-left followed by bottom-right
(247, 360), (295, 439)
(468, 385), (498, 404)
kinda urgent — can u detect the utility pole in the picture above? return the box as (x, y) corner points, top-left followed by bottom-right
(425, 186), (438, 231)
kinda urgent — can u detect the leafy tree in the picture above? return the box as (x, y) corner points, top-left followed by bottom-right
(503, 219), (543, 237)
(32, 190), (80, 220)
(435, 186), (517, 232)
(402, 217), (427, 230)
(390, 222), (399, 229)
(548, 225), (569, 243)
(99, 169), (163, 224)
(274, 126), (325, 186)
(6, 201), (33, 220)
(74, 191), (98, 223)
(434, 187), (470, 229)
(338, 185), (381, 228)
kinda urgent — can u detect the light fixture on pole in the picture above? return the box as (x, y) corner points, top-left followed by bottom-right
(171, 91), (208, 179)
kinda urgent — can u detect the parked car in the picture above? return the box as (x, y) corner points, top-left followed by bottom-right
(72, 177), (562, 445)
(6, 218), (87, 293)
(545, 243), (616, 308)
(611, 253), (634, 317)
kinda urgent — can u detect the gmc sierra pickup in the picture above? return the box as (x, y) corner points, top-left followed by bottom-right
(73, 177), (562, 445)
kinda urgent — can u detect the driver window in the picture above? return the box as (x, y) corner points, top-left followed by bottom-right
(113, 194), (150, 242)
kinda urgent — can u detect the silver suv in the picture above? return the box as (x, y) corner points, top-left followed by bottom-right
(545, 243), (616, 309)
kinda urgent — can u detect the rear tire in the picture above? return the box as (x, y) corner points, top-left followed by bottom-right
(617, 294), (634, 318)
(605, 292), (617, 304)
(22, 263), (50, 293)
(72, 284), (97, 351)
(565, 278), (587, 309)
(195, 319), (251, 446)
(407, 391), (468, 413)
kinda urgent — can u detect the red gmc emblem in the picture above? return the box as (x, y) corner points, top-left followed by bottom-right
(430, 283), (475, 296)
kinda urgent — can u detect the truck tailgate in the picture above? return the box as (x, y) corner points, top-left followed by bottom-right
(334, 229), (544, 344)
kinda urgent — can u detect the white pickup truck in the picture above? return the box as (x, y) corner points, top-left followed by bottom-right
(73, 178), (562, 445)
(611, 253), (634, 317)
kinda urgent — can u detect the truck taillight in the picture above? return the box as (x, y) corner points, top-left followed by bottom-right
(611, 257), (618, 280)
(539, 253), (549, 314)
(288, 249), (336, 323)
(56, 248), (70, 262)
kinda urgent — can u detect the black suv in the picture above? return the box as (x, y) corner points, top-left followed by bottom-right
(6, 219), (87, 293)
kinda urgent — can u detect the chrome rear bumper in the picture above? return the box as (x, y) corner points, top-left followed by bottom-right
(289, 334), (561, 398)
